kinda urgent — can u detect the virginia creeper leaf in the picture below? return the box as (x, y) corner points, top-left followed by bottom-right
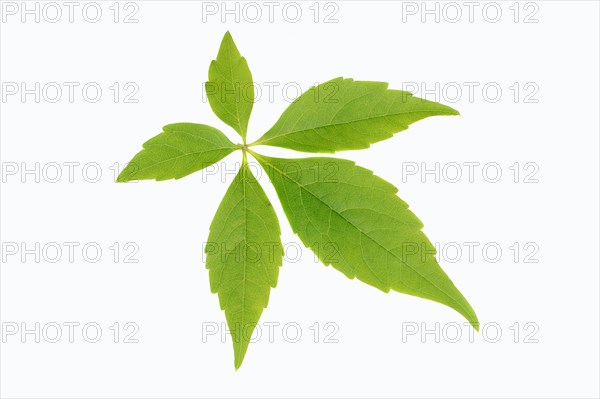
(251, 153), (478, 328)
(205, 158), (283, 369)
(206, 31), (254, 140)
(117, 32), (479, 369)
(254, 77), (459, 153)
(116, 123), (237, 182)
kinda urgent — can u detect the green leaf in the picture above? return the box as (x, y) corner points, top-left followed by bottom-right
(206, 31), (254, 140)
(254, 77), (459, 153)
(205, 157), (283, 369)
(251, 153), (478, 328)
(116, 123), (237, 182)
(117, 32), (480, 368)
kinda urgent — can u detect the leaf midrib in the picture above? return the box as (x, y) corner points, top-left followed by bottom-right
(257, 110), (455, 145)
(129, 147), (234, 176)
(238, 164), (248, 366)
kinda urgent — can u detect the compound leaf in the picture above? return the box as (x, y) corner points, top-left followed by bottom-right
(254, 77), (459, 153)
(252, 153), (478, 328)
(206, 31), (254, 140)
(117, 32), (478, 370)
(116, 123), (237, 182)
(205, 157), (283, 369)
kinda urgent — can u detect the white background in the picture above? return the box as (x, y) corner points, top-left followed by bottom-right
(1, 1), (599, 398)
